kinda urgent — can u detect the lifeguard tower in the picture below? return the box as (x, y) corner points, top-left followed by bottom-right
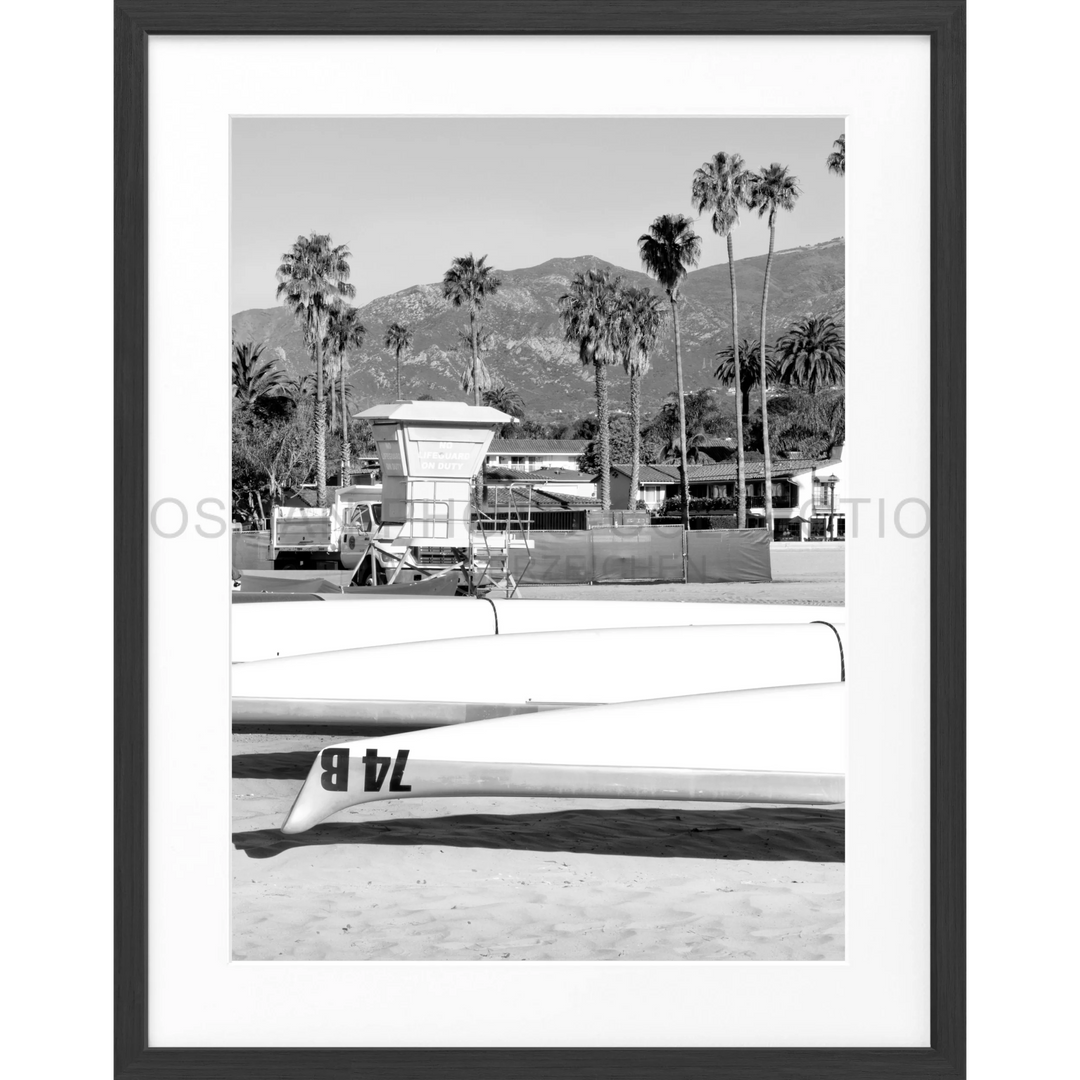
(355, 401), (517, 591)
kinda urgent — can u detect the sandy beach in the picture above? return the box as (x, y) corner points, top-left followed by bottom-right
(232, 544), (845, 961)
(232, 735), (843, 961)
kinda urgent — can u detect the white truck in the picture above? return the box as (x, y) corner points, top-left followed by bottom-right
(269, 486), (384, 572)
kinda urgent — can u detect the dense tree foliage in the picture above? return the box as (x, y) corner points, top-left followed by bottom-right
(578, 414), (664, 473)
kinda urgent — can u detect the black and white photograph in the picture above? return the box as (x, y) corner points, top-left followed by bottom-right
(229, 116), (848, 962)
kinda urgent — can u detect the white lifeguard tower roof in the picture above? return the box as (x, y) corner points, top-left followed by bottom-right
(356, 401), (516, 425)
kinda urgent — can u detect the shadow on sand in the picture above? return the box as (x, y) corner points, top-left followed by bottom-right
(232, 806), (844, 863)
(233, 751), (318, 780)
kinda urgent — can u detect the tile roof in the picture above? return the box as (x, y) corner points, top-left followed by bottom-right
(550, 492), (603, 507)
(487, 467), (596, 482)
(612, 458), (828, 484)
(483, 488), (601, 511)
(488, 439), (588, 454)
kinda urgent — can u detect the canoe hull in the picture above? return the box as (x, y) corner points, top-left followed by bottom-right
(233, 622), (845, 730)
(232, 595), (845, 662)
(281, 683), (846, 833)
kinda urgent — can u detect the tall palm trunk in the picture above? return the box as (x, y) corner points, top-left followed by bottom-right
(595, 360), (611, 511)
(727, 233), (747, 529)
(468, 300), (482, 511)
(340, 359), (350, 484)
(395, 347), (402, 400)
(671, 294), (690, 583)
(314, 331), (327, 508)
(758, 214), (777, 535)
(469, 302), (480, 406)
(629, 367), (641, 512)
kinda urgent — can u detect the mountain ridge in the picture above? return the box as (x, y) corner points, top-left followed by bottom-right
(232, 237), (844, 417)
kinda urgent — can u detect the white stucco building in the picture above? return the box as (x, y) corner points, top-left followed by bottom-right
(610, 445), (848, 540)
(485, 439), (588, 473)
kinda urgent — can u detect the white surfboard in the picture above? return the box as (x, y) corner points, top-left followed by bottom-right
(232, 594), (845, 663)
(232, 622), (845, 729)
(281, 682), (846, 834)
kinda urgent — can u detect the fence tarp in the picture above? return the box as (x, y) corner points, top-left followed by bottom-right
(687, 529), (772, 583)
(508, 527), (771, 585)
(590, 527), (684, 583)
(510, 531), (595, 584)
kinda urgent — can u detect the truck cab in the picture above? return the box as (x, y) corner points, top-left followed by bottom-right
(338, 487), (384, 571)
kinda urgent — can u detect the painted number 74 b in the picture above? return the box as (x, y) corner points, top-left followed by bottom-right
(319, 747), (411, 793)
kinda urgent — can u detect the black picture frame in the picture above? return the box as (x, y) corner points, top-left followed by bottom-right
(115, 2), (965, 1076)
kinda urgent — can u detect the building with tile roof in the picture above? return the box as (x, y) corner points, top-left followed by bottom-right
(485, 465), (598, 501)
(486, 439), (588, 473)
(610, 445), (848, 540)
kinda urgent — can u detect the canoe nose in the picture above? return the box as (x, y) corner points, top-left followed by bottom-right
(280, 781), (331, 835)
(280, 746), (353, 834)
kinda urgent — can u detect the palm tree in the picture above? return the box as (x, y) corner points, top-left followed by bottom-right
(558, 268), (622, 510)
(827, 134), (845, 177)
(775, 316), (845, 393)
(691, 150), (754, 527)
(613, 285), (665, 507)
(232, 340), (291, 412)
(482, 383), (525, 437)
(661, 428), (710, 467)
(714, 339), (779, 433)
(442, 254), (501, 405)
(276, 233), (355, 506)
(383, 322), (413, 400)
(638, 214), (701, 561)
(655, 389), (727, 468)
(283, 365), (318, 402)
(746, 165), (800, 533)
(324, 302), (366, 482)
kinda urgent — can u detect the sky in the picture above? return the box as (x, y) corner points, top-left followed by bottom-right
(231, 117), (844, 313)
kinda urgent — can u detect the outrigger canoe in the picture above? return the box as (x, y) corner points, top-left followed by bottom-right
(280, 682), (846, 834)
(235, 572), (460, 598)
(232, 595), (846, 663)
(232, 622), (844, 730)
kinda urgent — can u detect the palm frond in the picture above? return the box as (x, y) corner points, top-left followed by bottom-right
(747, 164), (802, 219)
(612, 284), (665, 378)
(774, 315), (845, 392)
(714, 339), (780, 390)
(637, 214), (701, 296)
(442, 253), (502, 309)
(827, 134), (846, 176)
(232, 340), (292, 407)
(557, 268), (623, 367)
(691, 151), (753, 238)
(384, 321), (413, 354)
(275, 232), (356, 392)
